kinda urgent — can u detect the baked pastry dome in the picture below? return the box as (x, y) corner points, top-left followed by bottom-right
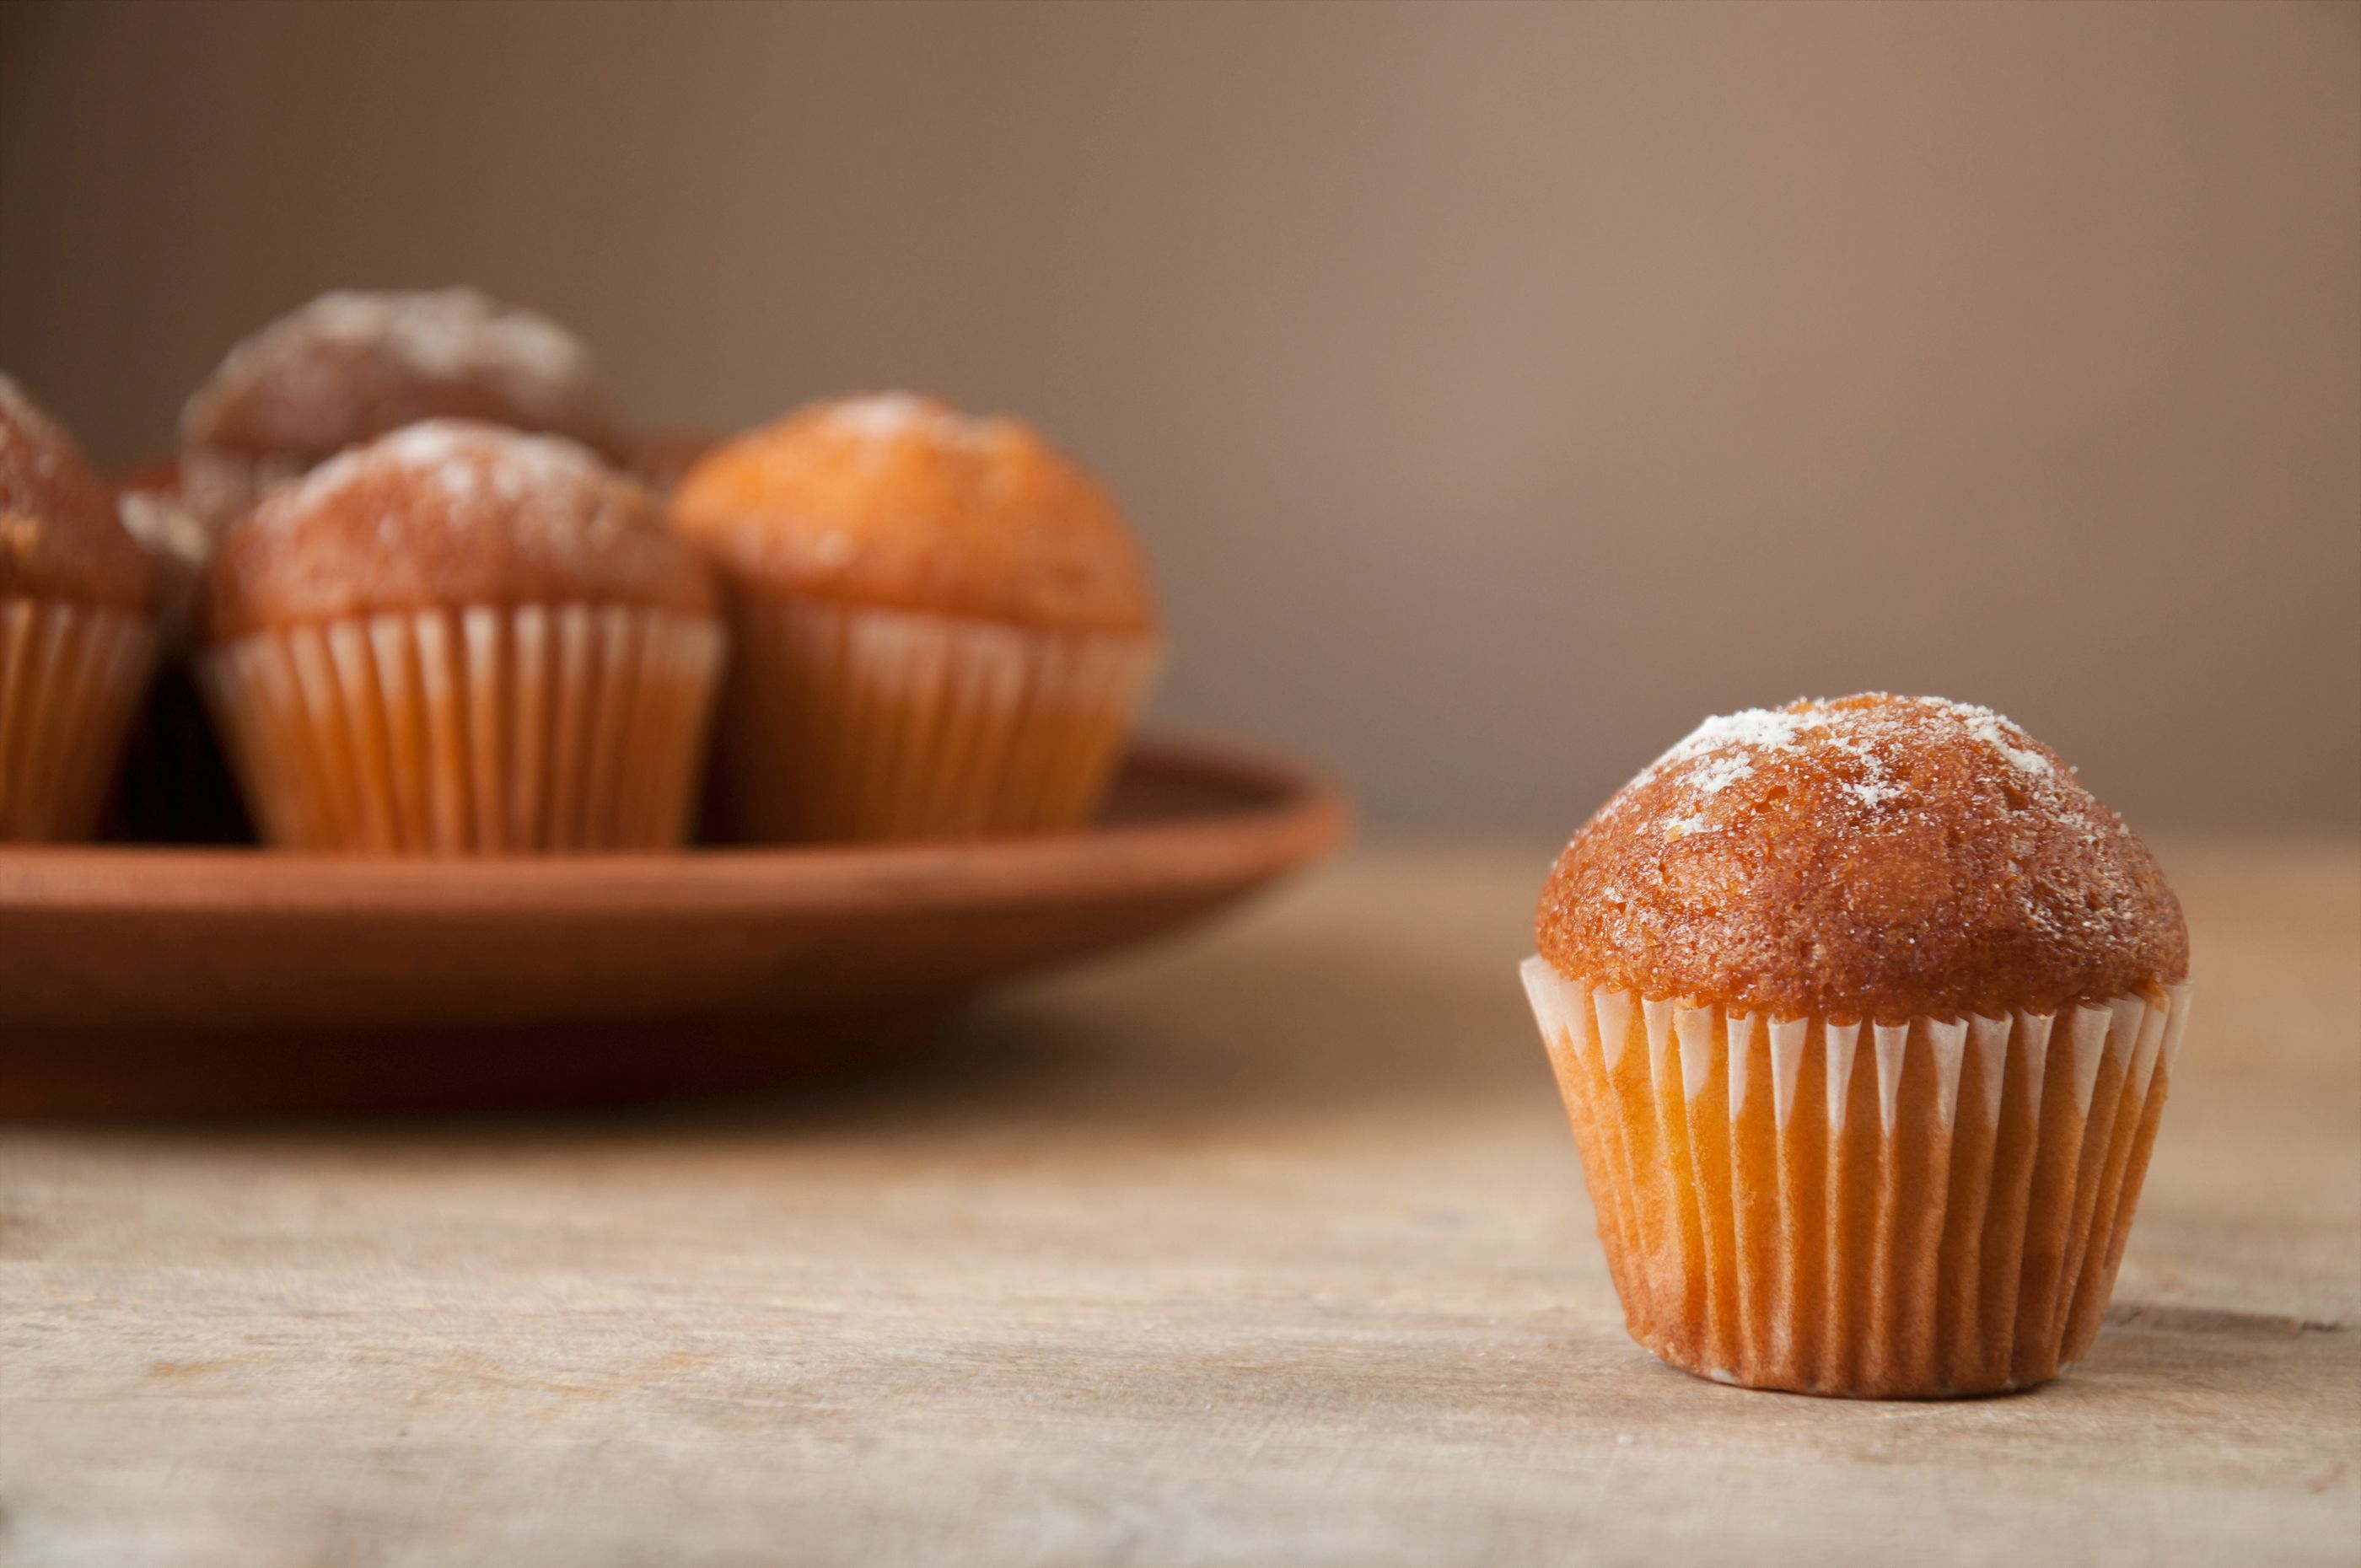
(1536, 694), (2187, 1022)
(180, 288), (625, 524)
(669, 393), (1156, 635)
(208, 419), (713, 640)
(0, 374), (153, 614)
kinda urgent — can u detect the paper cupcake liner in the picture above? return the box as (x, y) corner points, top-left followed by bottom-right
(0, 599), (155, 840)
(713, 592), (1161, 842)
(1520, 958), (2192, 1397)
(202, 604), (725, 853)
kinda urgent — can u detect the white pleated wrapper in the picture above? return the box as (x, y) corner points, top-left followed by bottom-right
(202, 603), (724, 853)
(1521, 956), (2192, 1398)
(715, 592), (1161, 842)
(0, 598), (155, 840)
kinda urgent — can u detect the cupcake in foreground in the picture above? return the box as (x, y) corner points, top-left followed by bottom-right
(670, 393), (1161, 842)
(179, 287), (626, 531)
(1521, 695), (2191, 1398)
(0, 376), (156, 840)
(202, 420), (724, 853)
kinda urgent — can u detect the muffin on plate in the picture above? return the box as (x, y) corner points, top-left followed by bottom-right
(180, 287), (625, 532)
(1521, 695), (2191, 1398)
(202, 420), (723, 854)
(0, 375), (156, 840)
(670, 393), (1161, 842)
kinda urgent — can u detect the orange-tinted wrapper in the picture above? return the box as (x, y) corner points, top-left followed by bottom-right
(0, 598), (154, 840)
(1520, 957), (2192, 1398)
(202, 604), (723, 854)
(711, 591), (1159, 843)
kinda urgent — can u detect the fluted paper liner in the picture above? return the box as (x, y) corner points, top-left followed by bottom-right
(1520, 957), (2192, 1397)
(713, 591), (1161, 842)
(0, 598), (154, 840)
(202, 604), (725, 853)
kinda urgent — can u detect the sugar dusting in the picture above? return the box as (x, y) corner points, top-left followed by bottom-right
(0, 373), (44, 431)
(182, 288), (613, 457)
(255, 290), (589, 419)
(820, 392), (994, 448)
(0, 372), (71, 486)
(1615, 695), (2060, 836)
(1686, 751), (1756, 798)
(0, 371), (114, 540)
(298, 289), (585, 389)
(1538, 693), (2187, 1020)
(255, 418), (643, 561)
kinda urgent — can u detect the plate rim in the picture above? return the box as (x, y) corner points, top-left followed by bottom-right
(0, 732), (1353, 916)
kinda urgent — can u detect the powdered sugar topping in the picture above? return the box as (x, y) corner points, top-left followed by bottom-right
(1686, 750), (1758, 798)
(255, 418), (639, 554)
(822, 392), (993, 447)
(1609, 695), (2071, 840)
(296, 289), (587, 390)
(1950, 702), (2056, 777)
(182, 288), (616, 456)
(0, 373), (71, 484)
(0, 373), (44, 430)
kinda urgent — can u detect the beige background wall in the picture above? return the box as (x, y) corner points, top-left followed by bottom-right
(2, 0), (2353, 835)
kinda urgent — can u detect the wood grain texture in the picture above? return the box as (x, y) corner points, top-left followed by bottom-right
(1, 841), (2354, 1566)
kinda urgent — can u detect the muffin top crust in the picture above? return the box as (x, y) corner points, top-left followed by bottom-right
(0, 375), (153, 614)
(207, 420), (714, 640)
(180, 288), (625, 473)
(669, 393), (1157, 635)
(1536, 695), (2187, 1022)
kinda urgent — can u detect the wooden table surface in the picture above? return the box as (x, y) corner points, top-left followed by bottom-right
(3, 842), (2356, 1566)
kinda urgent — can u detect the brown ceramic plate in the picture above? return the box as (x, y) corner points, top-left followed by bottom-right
(0, 734), (1347, 1115)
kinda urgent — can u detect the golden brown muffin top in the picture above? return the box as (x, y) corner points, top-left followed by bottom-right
(1536, 695), (2188, 1022)
(669, 394), (1157, 634)
(207, 420), (716, 642)
(0, 375), (153, 614)
(180, 288), (626, 473)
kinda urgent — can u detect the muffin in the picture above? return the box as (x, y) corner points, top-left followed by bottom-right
(0, 375), (157, 840)
(670, 393), (1161, 842)
(202, 420), (724, 853)
(180, 287), (625, 532)
(1521, 695), (2191, 1398)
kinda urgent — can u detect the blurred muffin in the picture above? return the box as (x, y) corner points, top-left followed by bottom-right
(109, 458), (250, 842)
(670, 393), (1161, 842)
(202, 420), (723, 854)
(180, 287), (624, 531)
(0, 375), (156, 839)
(1520, 695), (2191, 1398)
